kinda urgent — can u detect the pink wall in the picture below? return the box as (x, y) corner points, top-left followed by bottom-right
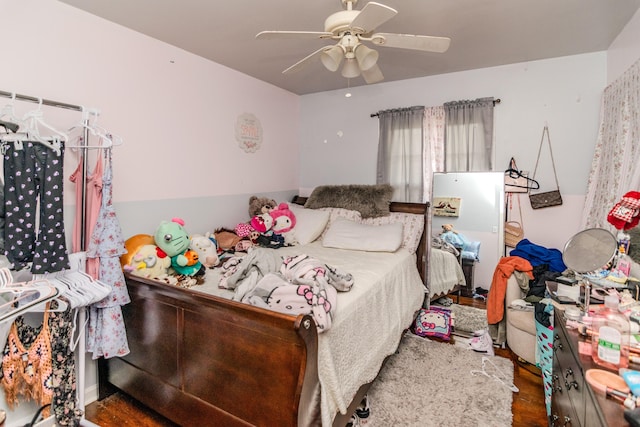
(0, 1), (301, 420)
(0, 0), (300, 205)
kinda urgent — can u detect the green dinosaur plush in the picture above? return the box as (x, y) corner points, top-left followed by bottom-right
(154, 217), (203, 276)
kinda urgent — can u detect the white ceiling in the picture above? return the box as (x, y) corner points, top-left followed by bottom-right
(58, 0), (640, 95)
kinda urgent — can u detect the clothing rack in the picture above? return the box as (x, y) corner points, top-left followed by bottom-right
(369, 98), (501, 117)
(0, 90), (94, 248)
(0, 90), (84, 112)
(0, 89), (98, 427)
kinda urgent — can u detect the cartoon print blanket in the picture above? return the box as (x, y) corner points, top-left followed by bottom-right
(219, 249), (354, 332)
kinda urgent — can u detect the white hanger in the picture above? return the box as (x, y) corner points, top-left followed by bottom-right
(0, 268), (66, 312)
(15, 98), (68, 155)
(0, 278), (60, 323)
(43, 269), (110, 308)
(0, 267), (14, 287)
(67, 107), (123, 150)
(27, 277), (70, 313)
(0, 93), (22, 131)
(46, 271), (87, 309)
(470, 356), (519, 393)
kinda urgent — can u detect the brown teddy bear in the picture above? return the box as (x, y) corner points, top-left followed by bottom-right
(248, 195), (277, 218)
(441, 224), (457, 234)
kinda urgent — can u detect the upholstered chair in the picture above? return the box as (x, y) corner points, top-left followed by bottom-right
(505, 274), (537, 365)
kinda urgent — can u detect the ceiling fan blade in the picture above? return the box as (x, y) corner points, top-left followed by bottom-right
(371, 33), (451, 53)
(350, 2), (397, 34)
(362, 63), (384, 84)
(282, 46), (331, 74)
(256, 30), (334, 40)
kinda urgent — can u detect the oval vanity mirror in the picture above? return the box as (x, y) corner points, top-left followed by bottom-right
(562, 228), (618, 313)
(562, 228), (618, 274)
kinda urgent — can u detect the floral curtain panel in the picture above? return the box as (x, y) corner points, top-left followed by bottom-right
(582, 58), (640, 229)
(423, 106), (446, 201)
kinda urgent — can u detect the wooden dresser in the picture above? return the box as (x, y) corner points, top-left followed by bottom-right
(551, 309), (629, 426)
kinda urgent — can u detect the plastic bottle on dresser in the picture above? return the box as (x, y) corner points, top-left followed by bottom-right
(591, 295), (630, 370)
(618, 229), (631, 255)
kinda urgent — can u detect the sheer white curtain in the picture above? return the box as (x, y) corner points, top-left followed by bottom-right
(376, 106), (445, 202)
(444, 97), (495, 171)
(582, 58), (640, 229)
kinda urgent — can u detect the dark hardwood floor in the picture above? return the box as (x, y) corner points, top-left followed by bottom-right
(84, 294), (548, 426)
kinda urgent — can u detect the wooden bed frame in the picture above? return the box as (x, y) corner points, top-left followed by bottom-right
(98, 200), (430, 427)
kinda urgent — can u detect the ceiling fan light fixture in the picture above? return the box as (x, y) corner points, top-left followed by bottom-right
(258, 0), (450, 85)
(362, 63), (384, 84)
(341, 58), (361, 78)
(354, 44), (379, 71)
(320, 45), (344, 72)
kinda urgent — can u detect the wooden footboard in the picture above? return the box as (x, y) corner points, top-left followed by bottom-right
(99, 274), (319, 427)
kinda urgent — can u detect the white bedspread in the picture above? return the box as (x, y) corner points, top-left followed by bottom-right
(429, 247), (466, 297)
(199, 241), (425, 426)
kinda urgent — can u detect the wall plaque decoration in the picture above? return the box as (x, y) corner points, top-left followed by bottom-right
(433, 197), (461, 217)
(235, 113), (263, 153)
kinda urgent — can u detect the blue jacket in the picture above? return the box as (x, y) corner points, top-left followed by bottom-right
(510, 239), (566, 273)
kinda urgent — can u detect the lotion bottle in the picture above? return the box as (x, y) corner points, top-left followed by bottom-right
(618, 230), (631, 255)
(591, 295), (630, 370)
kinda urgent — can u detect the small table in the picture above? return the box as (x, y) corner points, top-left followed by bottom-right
(460, 258), (475, 297)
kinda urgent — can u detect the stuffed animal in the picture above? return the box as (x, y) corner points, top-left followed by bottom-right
(270, 203), (297, 244)
(234, 222), (254, 238)
(171, 249), (203, 276)
(120, 234), (155, 268)
(190, 234), (219, 268)
(213, 228), (242, 252)
(250, 212), (274, 234)
(154, 218), (204, 277)
(124, 244), (175, 284)
(248, 203), (297, 247)
(440, 224), (467, 248)
(441, 224), (457, 233)
(248, 195), (278, 218)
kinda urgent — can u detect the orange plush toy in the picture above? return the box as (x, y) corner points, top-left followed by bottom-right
(120, 234), (155, 268)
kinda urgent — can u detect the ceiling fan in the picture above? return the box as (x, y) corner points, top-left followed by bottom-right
(256, 0), (451, 84)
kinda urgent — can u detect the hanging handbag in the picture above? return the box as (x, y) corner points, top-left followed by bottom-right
(504, 157), (529, 193)
(504, 194), (525, 247)
(529, 126), (563, 209)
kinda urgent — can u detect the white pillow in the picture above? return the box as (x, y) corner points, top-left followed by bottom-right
(318, 207), (363, 238)
(360, 212), (424, 254)
(289, 204), (331, 245)
(322, 218), (403, 252)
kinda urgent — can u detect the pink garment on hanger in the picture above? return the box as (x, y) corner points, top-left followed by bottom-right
(69, 150), (103, 278)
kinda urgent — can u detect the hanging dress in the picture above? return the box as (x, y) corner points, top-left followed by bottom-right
(49, 304), (83, 426)
(85, 148), (130, 359)
(0, 307), (54, 417)
(69, 144), (103, 278)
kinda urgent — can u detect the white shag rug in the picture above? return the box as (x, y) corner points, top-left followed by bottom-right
(449, 303), (489, 333)
(365, 333), (514, 426)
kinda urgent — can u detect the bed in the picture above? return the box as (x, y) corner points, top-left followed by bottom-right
(98, 190), (464, 426)
(429, 247), (466, 298)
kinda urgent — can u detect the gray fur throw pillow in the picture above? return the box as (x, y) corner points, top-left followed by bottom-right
(304, 184), (393, 218)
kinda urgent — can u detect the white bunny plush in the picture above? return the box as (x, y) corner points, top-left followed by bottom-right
(190, 234), (220, 268)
